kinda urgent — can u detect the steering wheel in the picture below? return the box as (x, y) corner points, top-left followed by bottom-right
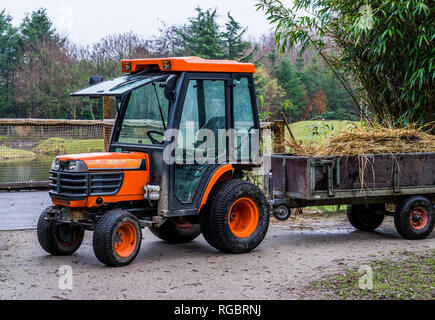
(146, 130), (164, 144)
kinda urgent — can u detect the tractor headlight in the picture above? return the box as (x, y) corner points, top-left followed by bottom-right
(66, 160), (87, 172)
(51, 158), (60, 171)
(50, 158), (87, 172)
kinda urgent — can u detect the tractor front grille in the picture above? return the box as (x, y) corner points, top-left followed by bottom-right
(49, 171), (124, 200)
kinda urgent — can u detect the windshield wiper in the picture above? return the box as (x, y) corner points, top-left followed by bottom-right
(152, 82), (167, 131)
(109, 76), (147, 92)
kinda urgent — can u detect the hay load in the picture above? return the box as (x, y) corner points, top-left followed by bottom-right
(285, 123), (435, 156)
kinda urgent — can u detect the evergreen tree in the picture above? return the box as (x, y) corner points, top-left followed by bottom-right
(272, 58), (306, 119)
(222, 13), (254, 61)
(20, 8), (55, 45)
(176, 8), (224, 59)
(0, 10), (21, 117)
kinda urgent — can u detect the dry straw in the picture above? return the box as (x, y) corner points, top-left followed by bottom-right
(285, 123), (435, 156)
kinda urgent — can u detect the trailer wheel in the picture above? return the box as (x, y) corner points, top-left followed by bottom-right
(149, 217), (201, 243)
(93, 210), (142, 267)
(200, 179), (269, 253)
(394, 196), (434, 240)
(37, 206), (84, 256)
(347, 204), (385, 231)
(273, 204), (291, 221)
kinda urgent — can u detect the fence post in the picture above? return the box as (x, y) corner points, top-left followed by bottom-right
(103, 97), (112, 151)
(272, 120), (285, 154)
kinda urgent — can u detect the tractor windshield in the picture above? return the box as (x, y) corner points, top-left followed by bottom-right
(116, 77), (170, 145)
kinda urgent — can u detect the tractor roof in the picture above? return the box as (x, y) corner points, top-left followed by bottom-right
(120, 56), (255, 73)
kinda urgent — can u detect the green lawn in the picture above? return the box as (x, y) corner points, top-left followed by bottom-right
(311, 250), (435, 300)
(289, 120), (353, 146)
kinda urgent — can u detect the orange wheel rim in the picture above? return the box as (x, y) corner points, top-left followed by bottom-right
(228, 197), (259, 238)
(409, 206), (429, 230)
(114, 222), (137, 258)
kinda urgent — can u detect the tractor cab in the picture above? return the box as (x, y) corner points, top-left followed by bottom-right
(39, 57), (269, 267)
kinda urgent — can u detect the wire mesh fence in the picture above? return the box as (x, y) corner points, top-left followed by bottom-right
(0, 120), (278, 191)
(0, 119), (114, 189)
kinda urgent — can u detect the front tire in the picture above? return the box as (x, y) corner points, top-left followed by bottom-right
(37, 206), (85, 256)
(93, 210), (142, 267)
(347, 204), (385, 231)
(394, 196), (434, 240)
(200, 179), (269, 253)
(149, 217), (201, 243)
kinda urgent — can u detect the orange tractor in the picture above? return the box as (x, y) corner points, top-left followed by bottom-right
(38, 57), (269, 267)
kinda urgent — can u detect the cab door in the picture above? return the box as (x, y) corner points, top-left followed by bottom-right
(168, 73), (231, 216)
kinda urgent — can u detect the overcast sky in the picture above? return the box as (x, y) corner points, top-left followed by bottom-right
(2, 0), (278, 46)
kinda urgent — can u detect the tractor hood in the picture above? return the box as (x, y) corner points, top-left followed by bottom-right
(54, 152), (147, 171)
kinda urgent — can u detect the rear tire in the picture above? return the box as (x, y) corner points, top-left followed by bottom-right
(200, 179), (269, 253)
(394, 196), (434, 240)
(149, 217), (201, 243)
(37, 206), (84, 256)
(93, 210), (142, 267)
(347, 204), (385, 231)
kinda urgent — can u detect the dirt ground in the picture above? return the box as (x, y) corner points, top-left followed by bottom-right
(0, 206), (434, 300)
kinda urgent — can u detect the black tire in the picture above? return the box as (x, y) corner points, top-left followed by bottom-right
(200, 179), (269, 253)
(394, 196), (434, 240)
(273, 204), (291, 221)
(347, 204), (385, 231)
(37, 206), (84, 256)
(93, 210), (142, 267)
(149, 217), (201, 243)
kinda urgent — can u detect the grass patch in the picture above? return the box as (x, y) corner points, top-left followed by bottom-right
(0, 146), (36, 162)
(33, 137), (104, 156)
(289, 120), (353, 146)
(312, 250), (435, 300)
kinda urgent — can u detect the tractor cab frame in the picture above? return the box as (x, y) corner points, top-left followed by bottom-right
(39, 57), (270, 267)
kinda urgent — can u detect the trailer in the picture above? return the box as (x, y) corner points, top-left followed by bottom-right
(268, 152), (435, 239)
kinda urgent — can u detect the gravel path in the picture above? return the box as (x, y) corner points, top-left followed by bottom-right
(0, 191), (51, 230)
(1, 211), (434, 300)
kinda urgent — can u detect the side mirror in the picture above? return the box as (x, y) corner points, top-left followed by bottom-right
(160, 75), (177, 102)
(89, 75), (104, 86)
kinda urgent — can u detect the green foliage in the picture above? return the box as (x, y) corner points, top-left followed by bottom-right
(272, 58), (306, 119)
(254, 66), (285, 118)
(256, 0), (435, 128)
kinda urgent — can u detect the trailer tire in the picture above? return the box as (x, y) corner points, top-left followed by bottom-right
(37, 206), (84, 256)
(200, 179), (269, 253)
(149, 217), (201, 243)
(347, 204), (385, 231)
(273, 204), (292, 221)
(93, 210), (142, 267)
(394, 196), (434, 240)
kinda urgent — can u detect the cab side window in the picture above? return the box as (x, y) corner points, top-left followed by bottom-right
(233, 77), (256, 161)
